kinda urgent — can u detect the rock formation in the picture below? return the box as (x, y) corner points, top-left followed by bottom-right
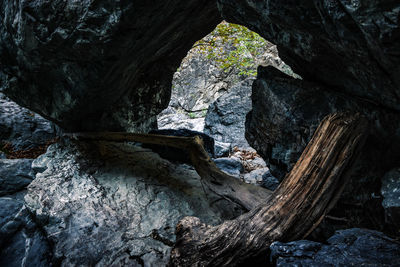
(24, 140), (241, 265)
(270, 228), (400, 266)
(0, 0), (221, 131)
(218, 0), (400, 111)
(0, 93), (57, 152)
(1, 0), (400, 265)
(204, 78), (254, 149)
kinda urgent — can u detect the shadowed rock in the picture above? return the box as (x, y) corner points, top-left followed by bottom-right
(270, 228), (400, 266)
(0, 0), (221, 132)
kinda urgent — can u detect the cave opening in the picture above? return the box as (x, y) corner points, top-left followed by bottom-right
(157, 21), (301, 190)
(156, 21), (299, 189)
(1, 0), (399, 265)
(158, 21), (298, 132)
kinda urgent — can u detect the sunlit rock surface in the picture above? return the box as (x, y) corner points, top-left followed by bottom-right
(24, 140), (240, 266)
(204, 78), (254, 149)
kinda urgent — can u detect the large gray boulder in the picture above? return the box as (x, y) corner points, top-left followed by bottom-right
(24, 140), (241, 266)
(0, 93), (56, 151)
(0, 0), (221, 131)
(246, 66), (400, 236)
(204, 78), (254, 148)
(246, 67), (367, 177)
(270, 228), (400, 266)
(0, 197), (51, 267)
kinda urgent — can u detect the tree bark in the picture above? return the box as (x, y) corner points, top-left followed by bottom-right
(64, 131), (272, 211)
(65, 112), (368, 266)
(169, 112), (368, 266)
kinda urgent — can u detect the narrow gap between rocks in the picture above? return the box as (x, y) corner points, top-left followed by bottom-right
(156, 21), (298, 191)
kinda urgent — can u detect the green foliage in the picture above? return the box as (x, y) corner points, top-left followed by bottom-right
(192, 21), (269, 77)
(201, 108), (208, 117)
(188, 112), (196, 119)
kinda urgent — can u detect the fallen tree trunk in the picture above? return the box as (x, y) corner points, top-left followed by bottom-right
(169, 112), (368, 266)
(64, 131), (272, 211)
(65, 112), (368, 266)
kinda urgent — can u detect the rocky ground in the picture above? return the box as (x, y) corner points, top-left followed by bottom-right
(1, 81), (400, 266)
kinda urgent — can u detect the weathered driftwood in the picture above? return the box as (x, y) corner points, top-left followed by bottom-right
(65, 112), (368, 266)
(169, 112), (368, 266)
(64, 131), (272, 211)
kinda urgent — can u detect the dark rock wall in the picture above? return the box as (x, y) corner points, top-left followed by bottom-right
(218, 0), (400, 111)
(0, 0), (221, 131)
(270, 228), (400, 266)
(0, 93), (57, 151)
(246, 67), (400, 178)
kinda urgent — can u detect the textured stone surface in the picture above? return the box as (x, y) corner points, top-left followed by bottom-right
(214, 141), (231, 158)
(204, 78), (254, 148)
(242, 168), (276, 189)
(0, 159), (34, 196)
(270, 228), (400, 266)
(170, 45), (240, 114)
(381, 168), (400, 230)
(0, 93), (56, 151)
(157, 107), (205, 132)
(246, 67), (363, 177)
(0, 0), (221, 131)
(24, 140), (239, 266)
(261, 173), (280, 191)
(213, 157), (244, 177)
(0, 197), (51, 267)
(218, 0), (400, 111)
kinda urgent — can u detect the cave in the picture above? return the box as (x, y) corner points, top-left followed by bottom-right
(1, 0), (400, 266)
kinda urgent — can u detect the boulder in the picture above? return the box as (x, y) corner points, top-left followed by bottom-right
(261, 173), (280, 191)
(0, 197), (51, 266)
(243, 168), (269, 186)
(157, 107), (205, 132)
(0, 159), (34, 196)
(246, 66), (400, 236)
(214, 141), (231, 158)
(270, 228), (400, 266)
(213, 157), (244, 177)
(0, 93), (56, 151)
(24, 140), (240, 266)
(0, 0), (221, 131)
(246, 67), (367, 177)
(204, 78), (254, 148)
(381, 168), (400, 231)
